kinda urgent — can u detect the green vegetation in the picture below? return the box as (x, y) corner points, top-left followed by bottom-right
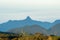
(0, 32), (60, 40)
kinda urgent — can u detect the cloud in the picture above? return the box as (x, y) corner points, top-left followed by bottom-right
(0, 0), (60, 7)
(0, 0), (60, 13)
(0, 0), (60, 23)
(0, 10), (60, 23)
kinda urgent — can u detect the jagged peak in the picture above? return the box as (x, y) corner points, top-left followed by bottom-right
(25, 16), (32, 21)
(55, 20), (60, 22)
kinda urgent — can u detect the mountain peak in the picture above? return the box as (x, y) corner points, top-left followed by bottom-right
(25, 16), (32, 21)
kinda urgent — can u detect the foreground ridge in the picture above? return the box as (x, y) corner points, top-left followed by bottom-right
(0, 32), (60, 40)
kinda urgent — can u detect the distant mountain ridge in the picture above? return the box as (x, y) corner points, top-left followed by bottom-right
(0, 16), (60, 36)
(0, 16), (60, 31)
(9, 25), (48, 35)
(49, 23), (60, 36)
(9, 24), (60, 36)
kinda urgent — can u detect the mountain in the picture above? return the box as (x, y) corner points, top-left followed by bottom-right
(0, 31), (15, 34)
(9, 25), (48, 35)
(0, 16), (60, 31)
(0, 16), (52, 31)
(49, 23), (60, 36)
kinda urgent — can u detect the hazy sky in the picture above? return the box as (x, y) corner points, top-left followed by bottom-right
(0, 0), (60, 23)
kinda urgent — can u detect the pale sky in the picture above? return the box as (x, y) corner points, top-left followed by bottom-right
(0, 0), (60, 23)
